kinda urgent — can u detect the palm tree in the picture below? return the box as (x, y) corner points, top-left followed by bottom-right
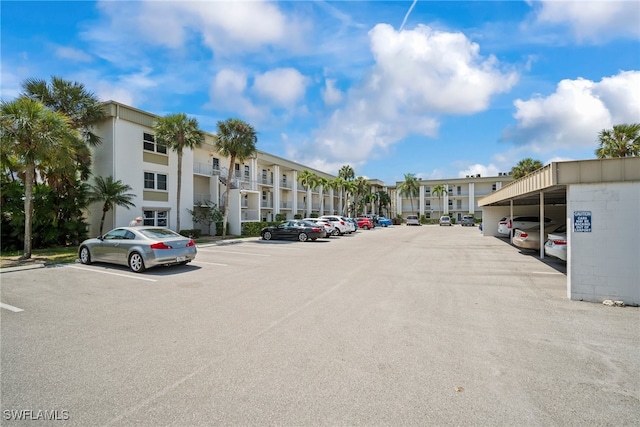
(297, 169), (317, 215)
(511, 158), (543, 179)
(354, 176), (370, 215)
(343, 180), (357, 216)
(397, 173), (419, 215)
(316, 176), (329, 213)
(431, 184), (447, 219)
(0, 97), (78, 259)
(338, 164), (355, 181)
(330, 176), (346, 214)
(376, 191), (392, 216)
(595, 123), (640, 158)
(22, 77), (106, 182)
(214, 118), (258, 238)
(87, 175), (136, 236)
(153, 113), (204, 232)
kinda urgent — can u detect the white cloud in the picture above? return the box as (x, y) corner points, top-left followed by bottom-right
(322, 79), (343, 105)
(208, 69), (264, 121)
(290, 24), (518, 170)
(503, 70), (640, 151)
(252, 68), (308, 107)
(54, 46), (92, 62)
(531, 0), (640, 42)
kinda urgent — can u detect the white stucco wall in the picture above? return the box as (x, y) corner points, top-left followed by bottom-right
(568, 182), (640, 305)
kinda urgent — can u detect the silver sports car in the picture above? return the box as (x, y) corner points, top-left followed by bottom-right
(78, 227), (197, 272)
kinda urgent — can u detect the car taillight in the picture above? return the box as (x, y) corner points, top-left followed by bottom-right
(340, 221), (345, 225)
(519, 232), (528, 238)
(552, 239), (567, 245)
(186, 239), (195, 247)
(150, 242), (172, 249)
(311, 227), (321, 232)
(507, 220), (512, 229)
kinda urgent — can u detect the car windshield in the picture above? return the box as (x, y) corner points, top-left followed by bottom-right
(139, 228), (181, 239)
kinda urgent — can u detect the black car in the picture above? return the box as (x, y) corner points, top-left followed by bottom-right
(261, 220), (325, 242)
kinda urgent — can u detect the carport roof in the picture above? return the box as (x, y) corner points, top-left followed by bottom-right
(479, 157), (640, 207)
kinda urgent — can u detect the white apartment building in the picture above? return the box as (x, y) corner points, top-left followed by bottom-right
(88, 101), (340, 236)
(395, 174), (515, 221)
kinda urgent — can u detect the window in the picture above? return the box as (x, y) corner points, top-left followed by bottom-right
(456, 200), (462, 209)
(143, 133), (167, 154)
(212, 158), (219, 171)
(144, 172), (167, 191)
(457, 186), (461, 195)
(448, 200), (453, 206)
(492, 184), (497, 191)
(143, 210), (168, 227)
(425, 186), (430, 195)
(244, 165), (250, 181)
(425, 200), (431, 206)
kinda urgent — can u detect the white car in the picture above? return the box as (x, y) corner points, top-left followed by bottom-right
(340, 216), (356, 233)
(498, 216), (554, 237)
(406, 215), (420, 226)
(545, 227), (567, 261)
(302, 218), (335, 237)
(319, 215), (350, 236)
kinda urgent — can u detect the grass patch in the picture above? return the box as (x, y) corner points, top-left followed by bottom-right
(0, 247), (78, 269)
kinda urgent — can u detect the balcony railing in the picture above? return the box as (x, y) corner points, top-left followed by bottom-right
(260, 177), (274, 186)
(261, 200), (273, 208)
(242, 210), (260, 221)
(194, 193), (212, 204)
(280, 201), (292, 209)
(280, 180), (291, 189)
(194, 162), (221, 176)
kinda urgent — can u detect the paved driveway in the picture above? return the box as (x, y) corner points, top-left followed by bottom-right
(1, 225), (638, 426)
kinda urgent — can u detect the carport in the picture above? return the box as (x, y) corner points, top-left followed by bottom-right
(479, 158), (640, 306)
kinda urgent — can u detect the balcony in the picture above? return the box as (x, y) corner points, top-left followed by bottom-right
(280, 201), (292, 209)
(280, 180), (292, 189)
(194, 193), (212, 205)
(242, 210), (260, 221)
(259, 177), (274, 186)
(261, 200), (273, 208)
(194, 162), (221, 176)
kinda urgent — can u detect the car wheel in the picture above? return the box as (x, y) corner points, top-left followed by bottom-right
(79, 246), (92, 264)
(363, 225), (369, 230)
(128, 252), (146, 273)
(298, 232), (308, 242)
(263, 231), (272, 240)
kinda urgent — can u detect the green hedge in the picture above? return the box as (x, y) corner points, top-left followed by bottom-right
(241, 221), (281, 237)
(179, 229), (202, 238)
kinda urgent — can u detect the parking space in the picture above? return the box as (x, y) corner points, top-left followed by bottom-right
(1, 225), (638, 426)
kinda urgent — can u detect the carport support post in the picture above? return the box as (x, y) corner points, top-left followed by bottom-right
(540, 191), (545, 259)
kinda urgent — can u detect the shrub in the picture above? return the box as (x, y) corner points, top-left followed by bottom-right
(179, 229), (202, 238)
(275, 213), (287, 222)
(293, 214), (302, 219)
(242, 221), (280, 237)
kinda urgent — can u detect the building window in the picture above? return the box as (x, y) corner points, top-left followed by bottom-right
(457, 200), (462, 209)
(144, 172), (167, 191)
(234, 163), (240, 178)
(425, 200), (431, 206)
(448, 200), (453, 206)
(244, 165), (250, 181)
(425, 186), (430, 195)
(492, 184), (497, 191)
(143, 133), (167, 154)
(282, 174), (287, 185)
(262, 190), (267, 201)
(457, 186), (461, 195)
(212, 158), (219, 171)
(143, 210), (168, 227)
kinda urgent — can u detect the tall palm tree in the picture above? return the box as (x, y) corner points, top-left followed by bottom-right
(0, 97), (78, 259)
(22, 77), (106, 182)
(431, 184), (447, 219)
(330, 176), (346, 214)
(87, 175), (136, 236)
(316, 176), (329, 213)
(338, 164), (355, 181)
(376, 191), (391, 216)
(343, 180), (357, 216)
(595, 123), (640, 158)
(354, 176), (370, 215)
(511, 158), (543, 179)
(153, 113), (204, 232)
(397, 173), (419, 214)
(214, 118), (258, 238)
(297, 169), (317, 215)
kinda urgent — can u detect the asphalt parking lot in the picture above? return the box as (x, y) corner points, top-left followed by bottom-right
(1, 225), (638, 426)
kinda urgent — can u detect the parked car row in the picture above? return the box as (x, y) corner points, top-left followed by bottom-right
(499, 215), (567, 262)
(261, 214), (395, 242)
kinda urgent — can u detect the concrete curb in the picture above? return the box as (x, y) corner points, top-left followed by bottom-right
(0, 263), (46, 273)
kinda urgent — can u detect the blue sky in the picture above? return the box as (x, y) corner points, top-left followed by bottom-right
(2, 1), (639, 185)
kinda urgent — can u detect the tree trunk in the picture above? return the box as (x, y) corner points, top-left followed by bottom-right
(176, 149), (183, 232)
(100, 205), (108, 236)
(222, 154), (236, 238)
(22, 165), (35, 259)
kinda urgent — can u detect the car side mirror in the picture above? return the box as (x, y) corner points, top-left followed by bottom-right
(98, 235), (104, 240)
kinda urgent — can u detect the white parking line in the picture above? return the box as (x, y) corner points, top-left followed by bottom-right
(1, 302), (24, 312)
(532, 271), (564, 275)
(192, 260), (228, 267)
(63, 265), (158, 282)
(197, 248), (271, 257)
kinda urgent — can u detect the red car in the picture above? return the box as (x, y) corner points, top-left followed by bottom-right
(356, 217), (374, 229)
